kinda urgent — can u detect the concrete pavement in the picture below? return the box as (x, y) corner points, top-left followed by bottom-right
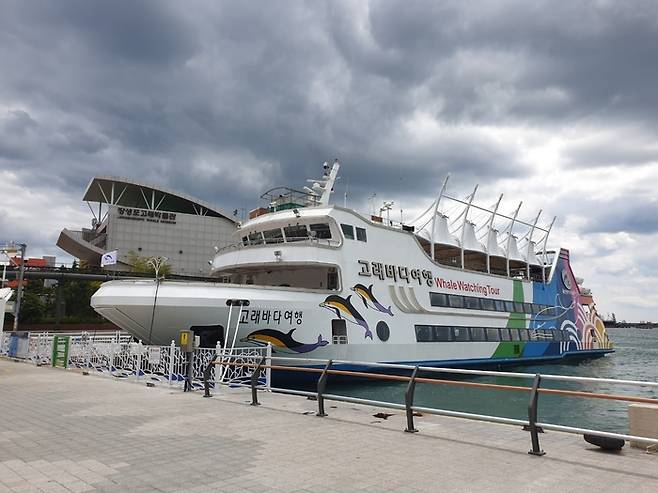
(1, 359), (657, 492)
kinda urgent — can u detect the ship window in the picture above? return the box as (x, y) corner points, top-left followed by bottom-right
(519, 329), (529, 341)
(453, 327), (469, 342)
(263, 228), (284, 244)
(531, 304), (542, 314)
(415, 325), (432, 342)
(341, 223), (355, 240)
(248, 232), (263, 245)
(448, 295), (464, 308)
(464, 297), (480, 310)
(356, 227), (367, 242)
(523, 303), (533, 314)
(504, 301), (515, 312)
(429, 293), (449, 307)
(514, 302), (524, 313)
(481, 298), (495, 311)
(470, 327), (487, 341)
(500, 329), (511, 341)
(494, 300), (506, 312)
(510, 329), (521, 341)
(486, 328), (500, 341)
(284, 225), (308, 242)
(309, 223), (332, 239)
(242, 236), (248, 246)
(327, 270), (338, 290)
(433, 327), (452, 342)
(332, 319), (348, 345)
(553, 330), (562, 341)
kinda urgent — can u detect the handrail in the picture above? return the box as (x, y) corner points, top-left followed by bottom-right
(212, 354), (658, 389)
(202, 355), (658, 456)
(209, 360), (658, 405)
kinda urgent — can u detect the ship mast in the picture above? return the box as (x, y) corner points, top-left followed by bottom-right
(307, 159), (340, 206)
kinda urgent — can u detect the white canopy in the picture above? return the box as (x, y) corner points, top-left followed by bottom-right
(462, 221), (486, 254)
(524, 240), (543, 266)
(486, 227), (506, 258)
(433, 214), (460, 248)
(505, 234), (526, 263)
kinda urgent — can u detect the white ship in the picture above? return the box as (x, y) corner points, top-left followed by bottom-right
(91, 161), (613, 371)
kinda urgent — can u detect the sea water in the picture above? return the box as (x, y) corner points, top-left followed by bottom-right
(333, 327), (658, 434)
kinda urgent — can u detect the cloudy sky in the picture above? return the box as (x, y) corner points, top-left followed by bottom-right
(1, 0), (657, 321)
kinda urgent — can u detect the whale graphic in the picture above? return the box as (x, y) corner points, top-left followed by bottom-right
(351, 283), (393, 316)
(242, 329), (328, 354)
(319, 294), (373, 339)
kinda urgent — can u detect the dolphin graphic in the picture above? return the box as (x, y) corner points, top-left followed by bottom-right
(241, 329), (328, 354)
(351, 283), (393, 316)
(319, 294), (373, 339)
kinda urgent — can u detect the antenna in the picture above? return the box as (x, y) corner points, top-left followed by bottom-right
(381, 201), (394, 224)
(368, 193), (377, 215)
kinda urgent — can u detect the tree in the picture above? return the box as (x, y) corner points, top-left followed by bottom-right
(126, 251), (172, 277)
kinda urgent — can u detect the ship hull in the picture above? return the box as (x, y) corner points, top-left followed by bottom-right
(91, 278), (613, 375)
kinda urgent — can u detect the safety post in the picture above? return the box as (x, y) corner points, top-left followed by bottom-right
(203, 354), (219, 398)
(168, 340), (175, 385)
(404, 366), (420, 433)
(135, 341), (143, 381)
(250, 356), (266, 406)
(316, 360), (333, 417)
(527, 374), (545, 456)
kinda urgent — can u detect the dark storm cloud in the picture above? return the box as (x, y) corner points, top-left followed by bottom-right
(0, 0), (657, 216)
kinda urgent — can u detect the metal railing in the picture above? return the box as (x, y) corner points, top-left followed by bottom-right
(1, 331), (271, 390)
(202, 356), (658, 456)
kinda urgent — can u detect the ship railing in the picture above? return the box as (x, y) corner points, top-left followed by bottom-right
(216, 237), (341, 254)
(203, 355), (658, 456)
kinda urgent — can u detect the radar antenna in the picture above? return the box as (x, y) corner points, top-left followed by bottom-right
(306, 159), (340, 206)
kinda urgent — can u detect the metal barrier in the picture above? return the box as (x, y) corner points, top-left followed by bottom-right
(202, 355), (658, 456)
(1, 331), (271, 390)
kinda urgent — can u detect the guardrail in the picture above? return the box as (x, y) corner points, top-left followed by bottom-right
(1, 331), (271, 390)
(203, 356), (658, 456)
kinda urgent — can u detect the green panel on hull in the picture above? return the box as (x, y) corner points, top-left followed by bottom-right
(493, 342), (525, 358)
(507, 279), (527, 329)
(512, 279), (524, 302)
(507, 313), (526, 329)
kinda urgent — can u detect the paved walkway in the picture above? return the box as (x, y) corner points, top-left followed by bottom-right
(1, 359), (657, 493)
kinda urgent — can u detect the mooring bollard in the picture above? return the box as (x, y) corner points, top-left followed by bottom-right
(404, 366), (420, 433)
(203, 354), (219, 398)
(250, 356), (266, 406)
(527, 374), (546, 456)
(316, 360), (333, 417)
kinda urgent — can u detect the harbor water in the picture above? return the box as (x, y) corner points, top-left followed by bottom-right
(333, 327), (658, 434)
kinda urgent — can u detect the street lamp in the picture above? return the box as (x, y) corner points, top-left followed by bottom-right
(146, 256), (168, 345)
(0, 242), (26, 330)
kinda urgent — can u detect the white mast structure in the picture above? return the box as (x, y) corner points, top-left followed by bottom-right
(307, 159), (340, 206)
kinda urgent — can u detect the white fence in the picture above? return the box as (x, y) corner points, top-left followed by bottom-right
(0, 331), (271, 390)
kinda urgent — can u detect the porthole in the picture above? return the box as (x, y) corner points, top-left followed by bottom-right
(376, 321), (390, 342)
